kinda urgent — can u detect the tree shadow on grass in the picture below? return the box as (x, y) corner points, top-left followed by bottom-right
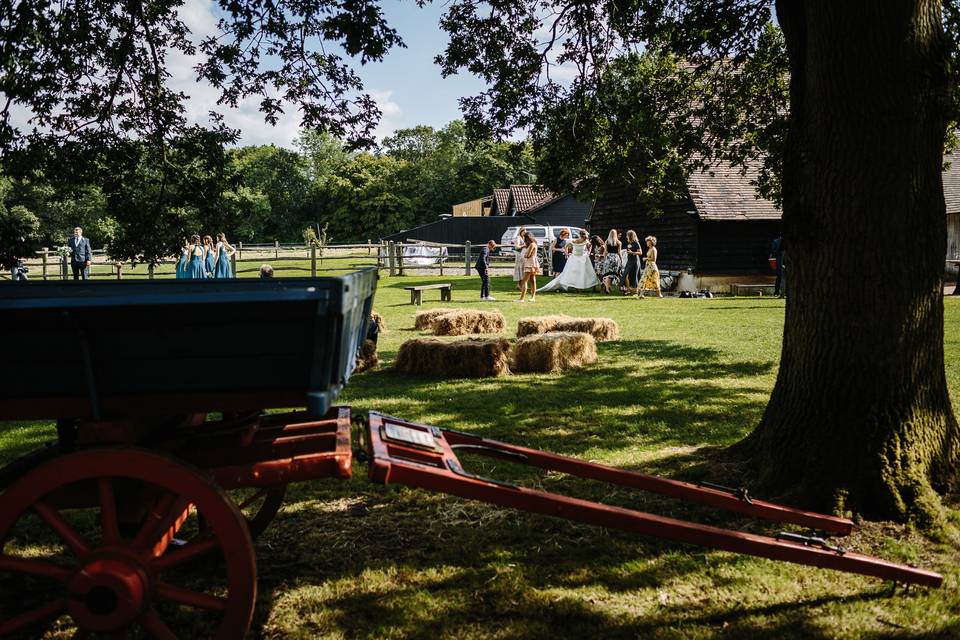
(248, 460), (951, 640)
(346, 339), (775, 463)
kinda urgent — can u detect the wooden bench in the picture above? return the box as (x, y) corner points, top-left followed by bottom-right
(404, 283), (452, 305)
(730, 283), (776, 297)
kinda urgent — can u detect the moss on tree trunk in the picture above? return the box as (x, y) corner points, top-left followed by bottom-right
(739, 0), (960, 525)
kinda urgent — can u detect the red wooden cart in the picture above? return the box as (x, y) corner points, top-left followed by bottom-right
(0, 271), (942, 638)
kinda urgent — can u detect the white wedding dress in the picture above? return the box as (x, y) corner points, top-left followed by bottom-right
(539, 242), (600, 292)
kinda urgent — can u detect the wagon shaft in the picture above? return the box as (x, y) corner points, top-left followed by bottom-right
(364, 412), (943, 589)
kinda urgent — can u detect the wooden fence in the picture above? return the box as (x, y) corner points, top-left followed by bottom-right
(3, 240), (551, 280)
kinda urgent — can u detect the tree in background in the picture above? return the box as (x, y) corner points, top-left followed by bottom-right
(436, 0), (959, 526)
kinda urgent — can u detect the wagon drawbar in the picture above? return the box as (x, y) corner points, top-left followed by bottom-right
(0, 271), (943, 638)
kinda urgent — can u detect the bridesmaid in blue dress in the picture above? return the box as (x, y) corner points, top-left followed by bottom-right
(184, 235), (207, 279)
(214, 232), (236, 278)
(175, 238), (188, 279)
(203, 235), (216, 277)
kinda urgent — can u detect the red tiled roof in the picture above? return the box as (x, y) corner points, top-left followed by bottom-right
(493, 188), (511, 215)
(687, 159), (780, 221)
(510, 184), (555, 213)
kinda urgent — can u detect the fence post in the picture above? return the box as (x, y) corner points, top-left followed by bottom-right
(231, 251), (237, 277)
(148, 263), (155, 279)
(115, 262), (123, 280)
(238, 242), (243, 260)
(464, 241), (472, 276)
(275, 240), (279, 259)
(310, 245), (317, 277)
(396, 243), (404, 276)
(41, 248), (48, 280)
(367, 239), (372, 255)
(61, 254), (68, 280)
(388, 241), (396, 276)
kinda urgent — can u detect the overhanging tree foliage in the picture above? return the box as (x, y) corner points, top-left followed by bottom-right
(435, 0), (959, 524)
(0, 0), (404, 264)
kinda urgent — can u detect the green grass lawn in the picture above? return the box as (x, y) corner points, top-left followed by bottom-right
(2, 273), (958, 639)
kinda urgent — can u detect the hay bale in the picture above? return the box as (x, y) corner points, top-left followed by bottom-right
(354, 339), (379, 373)
(414, 307), (457, 330)
(516, 315), (619, 342)
(555, 317), (619, 342)
(370, 311), (386, 333)
(516, 315), (572, 337)
(512, 331), (598, 373)
(395, 337), (511, 378)
(431, 310), (505, 336)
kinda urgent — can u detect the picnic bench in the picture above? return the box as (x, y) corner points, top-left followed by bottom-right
(404, 282), (452, 305)
(730, 283), (777, 297)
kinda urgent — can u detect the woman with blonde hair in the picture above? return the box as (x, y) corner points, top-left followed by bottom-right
(519, 231), (541, 302)
(599, 229), (622, 294)
(203, 235), (216, 277)
(637, 235), (663, 298)
(214, 232), (237, 279)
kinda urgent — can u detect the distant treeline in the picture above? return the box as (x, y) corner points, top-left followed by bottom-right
(0, 121), (536, 267)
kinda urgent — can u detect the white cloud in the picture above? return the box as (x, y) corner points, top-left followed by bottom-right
(169, 0), (303, 148)
(371, 89), (403, 142)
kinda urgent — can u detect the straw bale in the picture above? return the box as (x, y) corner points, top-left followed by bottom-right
(354, 339), (379, 373)
(394, 337), (511, 378)
(414, 307), (457, 330)
(516, 315), (572, 337)
(516, 315), (619, 342)
(370, 311), (386, 333)
(512, 331), (598, 373)
(431, 310), (505, 336)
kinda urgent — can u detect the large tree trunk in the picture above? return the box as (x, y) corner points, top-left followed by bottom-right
(740, 0), (960, 524)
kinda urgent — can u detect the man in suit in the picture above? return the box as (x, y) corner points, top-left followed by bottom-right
(68, 226), (92, 280)
(476, 240), (496, 300)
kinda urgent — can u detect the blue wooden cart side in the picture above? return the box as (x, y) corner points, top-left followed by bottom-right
(0, 268), (378, 422)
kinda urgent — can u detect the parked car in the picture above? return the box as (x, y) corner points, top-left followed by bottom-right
(498, 225), (587, 255)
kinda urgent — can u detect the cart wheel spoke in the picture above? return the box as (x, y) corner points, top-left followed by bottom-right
(155, 581), (227, 611)
(140, 607), (177, 640)
(0, 449), (256, 639)
(236, 488), (267, 510)
(32, 500), (91, 556)
(98, 477), (120, 545)
(0, 597), (65, 635)
(0, 553), (71, 582)
(153, 535), (220, 572)
(134, 494), (192, 557)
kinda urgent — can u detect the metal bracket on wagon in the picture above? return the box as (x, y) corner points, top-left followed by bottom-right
(364, 411), (942, 588)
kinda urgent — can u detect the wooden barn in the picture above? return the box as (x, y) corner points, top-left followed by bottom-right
(587, 160), (781, 285)
(490, 184), (593, 228)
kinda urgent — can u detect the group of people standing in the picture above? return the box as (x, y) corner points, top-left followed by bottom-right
(597, 229), (663, 298)
(511, 228), (547, 302)
(176, 233), (236, 279)
(503, 226), (662, 298)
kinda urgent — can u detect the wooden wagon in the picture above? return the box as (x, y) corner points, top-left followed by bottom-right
(0, 269), (942, 638)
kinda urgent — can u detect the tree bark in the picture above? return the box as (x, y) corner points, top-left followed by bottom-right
(739, 0), (960, 524)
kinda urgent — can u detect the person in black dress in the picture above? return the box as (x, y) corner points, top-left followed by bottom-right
(552, 228), (570, 275)
(623, 230), (642, 295)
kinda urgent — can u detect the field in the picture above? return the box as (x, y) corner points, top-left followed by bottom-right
(1, 273), (958, 638)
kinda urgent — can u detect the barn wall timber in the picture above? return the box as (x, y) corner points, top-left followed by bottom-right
(696, 220), (782, 274)
(587, 186), (698, 272)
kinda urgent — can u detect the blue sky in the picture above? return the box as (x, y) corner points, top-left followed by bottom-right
(172, 0), (489, 148)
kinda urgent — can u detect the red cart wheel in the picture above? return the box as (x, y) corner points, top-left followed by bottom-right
(0, 448), (256, 639)
(229, 485), (287, 539)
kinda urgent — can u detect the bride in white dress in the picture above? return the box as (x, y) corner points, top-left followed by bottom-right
(539, 234), (600, 292)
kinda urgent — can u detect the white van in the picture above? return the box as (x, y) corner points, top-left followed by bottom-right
(499, 225), (587, 254)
